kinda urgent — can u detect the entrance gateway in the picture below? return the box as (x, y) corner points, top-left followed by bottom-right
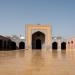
(26, 24), (52, 49)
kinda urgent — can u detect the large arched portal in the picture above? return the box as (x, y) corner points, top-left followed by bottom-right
(32, 31), (45, 49)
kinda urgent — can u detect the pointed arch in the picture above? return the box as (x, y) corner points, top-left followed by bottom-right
(61, 42), (66, 50)
(52, 42), (58, 50)
(32, 31), (45, 49)
(19, 41), (25, 49)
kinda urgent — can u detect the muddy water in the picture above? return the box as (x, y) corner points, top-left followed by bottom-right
(0, 49), (75, 75)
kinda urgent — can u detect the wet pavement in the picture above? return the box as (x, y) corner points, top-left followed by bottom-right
(0, 49), (75, 75)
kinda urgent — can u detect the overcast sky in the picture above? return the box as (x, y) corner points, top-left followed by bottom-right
(0, 0), (75, 38)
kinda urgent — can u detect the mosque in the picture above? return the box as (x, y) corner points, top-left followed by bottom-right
(0, 24), (75, 50)
(25, 24), (66, 50)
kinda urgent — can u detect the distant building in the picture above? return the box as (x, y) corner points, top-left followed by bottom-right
(0, 35), (25, 50)
(6, 35), (25, 49)
(0, 35), (11, 50)
(67, 37), (75, 49)
(52, 36), (66, 50)
(6, 35), (20, 48)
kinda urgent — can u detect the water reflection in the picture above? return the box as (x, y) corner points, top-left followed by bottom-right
(61, 50), (66, 58)
(52, 50), (58, 58)
(32, 50), (44, 64)
(31, 50), (45, 72)
(0, 51), (17, 58)
(0, 49), (75, 75)
(18, 49), (25, 58)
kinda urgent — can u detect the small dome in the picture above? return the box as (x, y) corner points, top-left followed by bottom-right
(20, 36), (25, 39)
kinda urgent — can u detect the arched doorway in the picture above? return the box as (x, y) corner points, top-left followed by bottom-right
(52, 42), (58, 50)
(19, 42), (25, 49)
(32, 31), (45, 49)
(61, 42), (66, 50)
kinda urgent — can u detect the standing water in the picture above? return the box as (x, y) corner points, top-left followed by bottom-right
(0, 49), (75, 75)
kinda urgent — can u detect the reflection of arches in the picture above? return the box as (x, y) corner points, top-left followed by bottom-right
(61, 42), (66, 50)
(36, 39), (41, 49)
(0, 40), (3, 50)
(11, 41), (16, 50)
(32, 31), (45, 49)
(52, 42), (58, 49)
(19, 42), (25, 49)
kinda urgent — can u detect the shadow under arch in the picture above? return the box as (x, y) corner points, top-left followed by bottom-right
(52, 42), (58, 50)
(36, 39), (41, 49)
(11, 41), (16, 50)
(61, 42), (66, 50)
(19, 41), (25, 49)
(32, 31), (45, 49)
(4, 40), (7, 49)
(7, 40), (12, 50)
(0, 40), (3, 50)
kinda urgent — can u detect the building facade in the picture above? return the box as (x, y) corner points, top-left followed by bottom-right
(26, 24), (52, 49)
(1, 24), (75, 50)
(25, 24), (67, 50)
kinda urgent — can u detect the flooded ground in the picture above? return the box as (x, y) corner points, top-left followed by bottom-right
(0, 49), (75, 75)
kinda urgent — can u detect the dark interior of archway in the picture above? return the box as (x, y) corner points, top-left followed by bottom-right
(0, 40), (3, 50)
(7, 40), (11, 50)
(36, 39), (41, 49)
(4, 41), (7, 49)
(19, 42), (25, 49)
(52, 42), (58, 50)
(0, 40), (17, 50)
(61, 42), (66, 50)
(11, 41), (16, 50)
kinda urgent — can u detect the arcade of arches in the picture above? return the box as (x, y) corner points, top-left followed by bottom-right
(0, 40), (25, 50)
(52, 42), (66, 50)
(1, 24), (75, 50)
(0, 40), (17, 50)
(0, 39), (67, 50)
(26, 24), (67, 50)
(0, 35), (25, 50)
(0, 34), (67, 50)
